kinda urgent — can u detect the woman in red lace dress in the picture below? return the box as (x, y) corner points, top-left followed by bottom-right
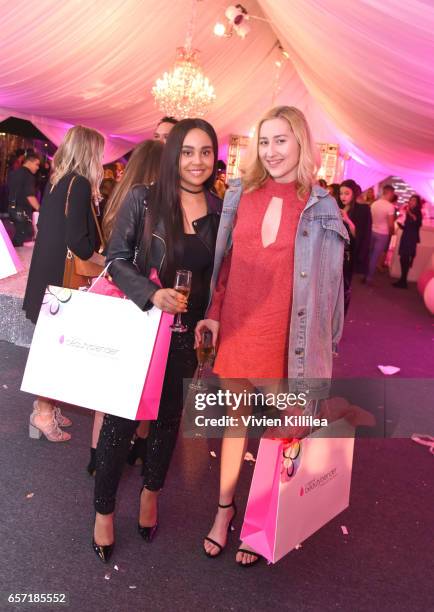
(196, 106), (346, 567)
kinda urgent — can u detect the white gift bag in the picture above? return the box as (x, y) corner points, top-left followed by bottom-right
(21, 286), (167, 419)
(0, 219), (22, 280)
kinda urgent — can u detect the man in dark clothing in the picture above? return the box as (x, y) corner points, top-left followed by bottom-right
(9, 147), (26, 171)
(153, 116), (178, 143)
(7, 153), (40, 246)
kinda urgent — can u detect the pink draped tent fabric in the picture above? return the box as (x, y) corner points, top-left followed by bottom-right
(0, 0), (433, 198)
(258, 0), (434, 198)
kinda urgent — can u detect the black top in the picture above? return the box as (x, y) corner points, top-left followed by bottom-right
(180, 233), (214, 328)
(7, 167), (36, 215)
(107, 184), (222, 312)
(399, 210), (422, 258)
(23, 173), (98, 323)
(342, 220), (355, 261)
(349, 203), (372, 275)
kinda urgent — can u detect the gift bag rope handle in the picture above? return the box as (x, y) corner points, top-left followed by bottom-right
(89, 193), (149, 292)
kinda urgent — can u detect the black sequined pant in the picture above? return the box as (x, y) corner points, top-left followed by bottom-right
(94, 331), (197, 514)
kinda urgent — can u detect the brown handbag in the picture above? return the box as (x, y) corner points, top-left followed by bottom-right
(62, 176), (106, 289)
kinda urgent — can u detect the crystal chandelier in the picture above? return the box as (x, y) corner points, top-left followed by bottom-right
(152, 0), (216, 119)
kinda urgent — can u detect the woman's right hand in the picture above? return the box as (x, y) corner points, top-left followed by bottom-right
(195, 319), (220, 348)
(150, 289), (188, 314)
(89, 251), (106, 267)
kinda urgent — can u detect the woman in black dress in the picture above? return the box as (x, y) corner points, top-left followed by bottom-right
(393, 194), (423, 288)
(340, 179), (372, 277)
(335, 183), (357, 315)
(92, 119), (221, 563)
(23, 125), (105, 442)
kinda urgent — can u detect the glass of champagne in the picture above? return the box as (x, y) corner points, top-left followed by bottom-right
(190, 329), (214, 390)
(170, 269), (192, 333)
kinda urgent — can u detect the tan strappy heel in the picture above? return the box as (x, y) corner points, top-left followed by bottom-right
(29, 401), (71, 442)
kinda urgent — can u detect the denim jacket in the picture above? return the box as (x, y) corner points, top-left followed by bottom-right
(208, 178), (348, 381)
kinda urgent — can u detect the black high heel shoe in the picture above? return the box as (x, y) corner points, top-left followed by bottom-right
(137, 487), (158, 542)
(236, 546), (262, 568)
(203, 500), (237, 558)
(92, 514), (114, 563)
(92, 538), (114, 564)
(126, 436), (147, 466)
(137, 522), (158, 542)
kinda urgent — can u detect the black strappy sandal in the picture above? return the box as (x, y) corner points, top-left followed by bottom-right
(203, 500), (237, 558)
(236, 547), (262, 568)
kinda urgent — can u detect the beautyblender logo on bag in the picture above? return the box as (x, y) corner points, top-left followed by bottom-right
(300, 467), (337, 496)
(58, 334), (120, 358)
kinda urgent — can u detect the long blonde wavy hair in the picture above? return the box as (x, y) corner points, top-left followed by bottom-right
(50, 125), (105, 200)
(242, 106), (317, 199)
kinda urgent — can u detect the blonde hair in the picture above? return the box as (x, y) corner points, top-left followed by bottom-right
(51, 125), (105, 201)
(242, 106), (317, 199)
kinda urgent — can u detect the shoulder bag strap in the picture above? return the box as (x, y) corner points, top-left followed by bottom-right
(64, 176), (76, 216)
(64, 176), (77, 259)
(90, 201), (105, 250)
(64, 176), (105, 250)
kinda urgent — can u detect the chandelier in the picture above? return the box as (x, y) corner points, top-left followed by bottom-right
(152, 1), (215, 119)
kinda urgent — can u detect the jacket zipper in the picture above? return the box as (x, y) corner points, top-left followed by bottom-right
(196, 229), (213, 255)
(152, 232), (166, 275)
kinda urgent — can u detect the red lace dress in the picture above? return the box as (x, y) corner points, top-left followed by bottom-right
(207, 179), (306, 378)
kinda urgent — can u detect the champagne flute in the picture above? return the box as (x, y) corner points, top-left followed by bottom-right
(190, 329), (214, 390)
(170, 269), (192, 333)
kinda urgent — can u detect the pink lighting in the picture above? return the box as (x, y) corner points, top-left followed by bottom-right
(0, 0), (432, 195)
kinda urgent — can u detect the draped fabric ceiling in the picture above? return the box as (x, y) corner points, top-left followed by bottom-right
(0, 0), (433, 198)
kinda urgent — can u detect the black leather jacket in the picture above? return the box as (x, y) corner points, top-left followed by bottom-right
(106, 184), (222, 310)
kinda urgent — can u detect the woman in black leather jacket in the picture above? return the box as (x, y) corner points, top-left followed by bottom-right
(92, 119), (221, 563)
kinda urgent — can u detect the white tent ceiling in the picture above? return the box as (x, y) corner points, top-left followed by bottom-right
(0, 0), (433, 198)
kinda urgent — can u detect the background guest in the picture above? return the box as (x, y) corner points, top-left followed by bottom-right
(328, 183), (340, 203)
(8, 147), (26, 172)
(336, 185), (356, 315)
(393, 194), (423, 288)
(113, 161), (125, 182)
(214, 160), (227, 199)
(23, 125), (105, 443)
(364, 187), (376, 205)
(153, 116), (178, 143)
(103, 165), (115, 180)
(365, 184), (395, 284)
(35, 155), (52, 200)
(377, 192), (398, 271)
(339, 179), (372, 278)
(98, 177), (116, 219)
(7, 152), (41, 246)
